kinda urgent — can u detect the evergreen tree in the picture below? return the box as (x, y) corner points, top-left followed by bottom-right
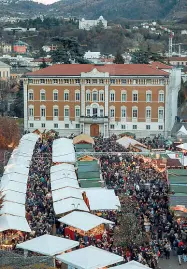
(11, 88), (24, 118)
(113, 52), (125, 64)
(131, 50), (149, 64)
(40, 58), (48, 69)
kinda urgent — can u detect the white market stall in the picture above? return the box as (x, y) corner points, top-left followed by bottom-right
(4, 164), (29, 176)
(53, 197), (89, 215)
(0, 201), (25, 217)
(52, 138), (76, 164)
(1, 173), (28, 184)
(0, 180), (27, 194)
(110, 261), (151, 269)
(51, 163), (75, 173)
(51, 170), (77, 182)
(176, 143), (187, 150)
(3, 190), (26, 205)
(52, 187), (83, 202)
(117, 137), (146, 151)
(177, 125), (187, 136)
(51, 179), (79, 191)
(56, 246), (123, 269)
(0, 215), (31, 233)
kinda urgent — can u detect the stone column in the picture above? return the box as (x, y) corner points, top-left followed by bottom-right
(23, 80), (28, 132)
(81, 83), (85, 116)
(105, 84), (109, 116)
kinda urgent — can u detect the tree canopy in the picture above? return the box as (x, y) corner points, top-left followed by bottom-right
(113, 52), (125, 64)
(0, 117), (20, 150)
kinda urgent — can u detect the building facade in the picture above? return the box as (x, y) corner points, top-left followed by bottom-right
(24, 64), (181, 137)
(79, 16), (107, 30)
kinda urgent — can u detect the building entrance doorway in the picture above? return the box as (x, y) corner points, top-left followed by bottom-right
(90, 124), (99, 137)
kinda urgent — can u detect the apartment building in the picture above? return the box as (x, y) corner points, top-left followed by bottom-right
(24, 64), (181, 137)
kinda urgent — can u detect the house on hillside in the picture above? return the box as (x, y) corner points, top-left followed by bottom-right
(79, 16), (107, 30)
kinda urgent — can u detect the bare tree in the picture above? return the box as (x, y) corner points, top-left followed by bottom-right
(0, 117), (20, 150)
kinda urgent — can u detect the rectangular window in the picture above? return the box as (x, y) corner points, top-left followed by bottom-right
(40, 93), (46, 101)
(110, 109), (115, 118)
(110, 79), (115, 84)
(75, 108), (80, 117)
(146, 109), (151, 119)
(100, 92), (104, 102)
(76, 124), (80, 129)
(29, 108), (34, 117)
(133, 93), (138, 102)
(28, 92), (34, 100)
(75, 79), (80, 84)
(53, 92), (58, 101)
(75, 92), (80, 101)
(92, 79), (97, 84)
(41, 108), (46, 117)
(53, 108), (59, 117)
(41, 123), (45, 128)
(40, 79), (45, 84)
(121, 125), (126, 130)
(86, 92), (91, 101)
(121, 93), (126, 102)
(110, 124), (115, 129)
(99, 79), (104, 84)
(158, 109), (164, 119)
(92, 92), (98, 102)
(132, 109), (138, 118)
(29, 123), (34, 128)
(146, 125), (151, 130)
(86, 79), (91, 84)
(86, 108), (91, 117)
(100, 109), (104, 117)
(121, 79), (127, 84)
(159, 93), (164, 102)
(65, 124), (69, 128)
(64, 92), (69, 101)
(64, 108), (69, 117)
(159, 125), (163, 130)
(146, 93), (152, 102)
(121, 108), (126, 118)
(133, 125), (137, 130)
(64, 79), (69, 84)
(110, 93), (115, 102)
(54, 123), (58, 129)
(53, 79), (58, 84)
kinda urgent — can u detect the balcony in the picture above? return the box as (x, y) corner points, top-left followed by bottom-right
(80, 116), (109, 124)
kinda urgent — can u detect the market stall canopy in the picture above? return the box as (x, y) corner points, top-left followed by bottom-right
(51, 163), (75, 173)
(7, 156), (31, 167)
(52, 138), (76, 164)
(3, 190), (26, 204)
(170, 193), (187, 207)
(110, 261), (150, 269)
(20, 133), (40, 142)
(177, 125), (187, 136)
(0, 180), (27, 193)
(56, 246), (123, 269)
(117, 136), (146, 150)
(75, 144), (94, 153)
(51, 179), (79, 191)
(82, 188), (121, 210)
(176, 143), (187, 150)
(78, 155), (98, 162)
(168, 169), (187, 184)
(0, 215), (31, 233)
(53, 197), (89, 215)
(58, 211), (114, 232)
(1, 173), (27, 184)
(52, 187), (83, 202)
(51, 170), (77, 182)
(73, 134), (94, 145)
(4, 164), (29, 175)
(0, 201), (25, 217)
(16, 234), (79, 256)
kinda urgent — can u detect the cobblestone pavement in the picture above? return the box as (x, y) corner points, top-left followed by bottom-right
(159, 254), (187, 269)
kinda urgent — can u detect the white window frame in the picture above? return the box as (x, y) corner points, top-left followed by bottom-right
(40, 89), (46, 101)
(64, 90), (69, 101)
(86, 90), (91, 102)
(121, 90), (127, 102)
(158, 107), (164, 121)
(75, 90), (80, 102)
(146, 90), (152, 102)
(86, 107), (91, 117)
(110, 106), (115, 118)
(28, 105), (34, 118)
(64, 106), (69, 118)
(121, 106), (126, 118)
(132, 90), (138, 102)
(28, 89), (34, 101)
(132, 106), (138, 119)
(146, 106), (151, 119)
(53, 105), (59, 118)
(110, 90), (115, 102)
(92, 90), (98, 102)
(53, 89), (58, 101)
(40, 105), (46, 118)
(75, 106), (80, 117)
(159, 90), (164, 102)
(99, 106), (104, 117)
(99, 90), (104, 102)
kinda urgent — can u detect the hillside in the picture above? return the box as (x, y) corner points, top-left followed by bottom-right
(51, 0), (187, 20)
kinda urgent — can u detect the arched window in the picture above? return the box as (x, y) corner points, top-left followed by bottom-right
(86, 90), (91, 102)
(75, 90), (80, 102)
(53, 89), (58, 101)
(53, 105), (59, 118)
(40, 105), (46, 118)
(28, 89), (34, 101)
(159, 90), (164, 102)
(110, 106), (115, 118)
(92, 90), (98, 102)
(99, 90), (104, 102)
(132, 106), (138, 119)
(146, 106), (151, 119)
(64, 105), (69, 117)
(146, 90), (152, 102)
(132, 90), (138, 102)
(121, 90), (127, 102)
(75, 105), (80, 117)
(110, 90), (115, 102)
(40, 89), (46, 101)
(28, 105), (34, 117)
(64, 90), (69, 101)
(121, 106), (126, 118)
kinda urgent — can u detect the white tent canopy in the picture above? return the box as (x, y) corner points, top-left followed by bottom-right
(20, 133), (39, 142)
(56, 246), (123, 269)
(51, 179), (79, 191)
(4, 164), (29, 175)
(16, 234), (79, 256)
(0, 180), (27, 193)
(0, 215), (31, 233)
(176, 143), (187, 150)
(51, 164), (75, 173)
(7, 156), (31, 167)
(58, 211), (114, 232)
(1, 173), (28, 184)
(110, 261), (150, 269)
(3, 190), (26, 204)
(82, 188), (121, 210)
(0, 201), (25, 217)
(51, 171), (77, 182)
(53, 197), (89, 215)
(52, 187), (83, 202)
(117, 136), (146, 149)
(177, 125), (187, 136)
(52, 138), (76, 164)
